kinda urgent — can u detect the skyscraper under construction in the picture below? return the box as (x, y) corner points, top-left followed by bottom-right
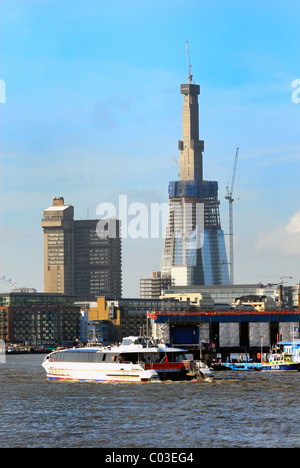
(161, 48), (229, 286)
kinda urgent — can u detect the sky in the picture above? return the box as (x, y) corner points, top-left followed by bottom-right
(0, 0), (300, 296)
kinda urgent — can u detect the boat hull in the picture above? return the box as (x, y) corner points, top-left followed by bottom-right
(42, 362), (159, 383)
(216, 362), (300, 371)
(145, 362), (190, 381)
(218, 363), (262, 371)
(261, 363), (300, 371)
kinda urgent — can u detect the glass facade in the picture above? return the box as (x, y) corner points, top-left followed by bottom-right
(202, 229), (230, 285)
(161, 196), (230, 286)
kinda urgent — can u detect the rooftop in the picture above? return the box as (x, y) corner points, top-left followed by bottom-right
(44, 205), (71, 212)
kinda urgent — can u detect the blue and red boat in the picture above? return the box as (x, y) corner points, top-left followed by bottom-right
(218, 340), (300, 371)
(261, 340), (300, 371)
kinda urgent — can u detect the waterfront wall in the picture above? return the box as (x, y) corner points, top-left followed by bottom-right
(152, 310), (300, 354)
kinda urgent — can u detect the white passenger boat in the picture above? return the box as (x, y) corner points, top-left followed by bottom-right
(42, 336), (212, 382)
(42, 347), (159, 383)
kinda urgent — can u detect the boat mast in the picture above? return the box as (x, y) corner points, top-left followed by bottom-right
(146, 311), (149, 348)
(199, 317), (203, 361)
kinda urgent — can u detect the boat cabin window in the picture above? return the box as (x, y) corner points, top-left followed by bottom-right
(121, 337), (147, 346)
(133, 338), (145, 345)
(122, 339), (133, 346)
(51, 350), (123, 363)
(93, 352), (119, 362)
(49, 353), (58, 362)
(54, 351), (94, 363)
(106, 354), (119, 362)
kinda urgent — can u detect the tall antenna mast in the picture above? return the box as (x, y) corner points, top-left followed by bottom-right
(186, 41), (193, 84)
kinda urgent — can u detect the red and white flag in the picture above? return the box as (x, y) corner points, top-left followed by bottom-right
(147, 311), (157, 320)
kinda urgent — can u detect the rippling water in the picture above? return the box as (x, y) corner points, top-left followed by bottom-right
(0, 354), (299, 448)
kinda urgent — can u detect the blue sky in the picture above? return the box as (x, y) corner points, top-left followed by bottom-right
(1, 0), (300, 295)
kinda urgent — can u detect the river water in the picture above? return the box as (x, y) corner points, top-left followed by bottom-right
(0, 354), (299, 448)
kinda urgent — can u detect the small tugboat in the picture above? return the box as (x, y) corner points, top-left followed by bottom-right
(42, 335), (213, 383)
(261, 340), (300, 371)
(213, 339), (300, 372)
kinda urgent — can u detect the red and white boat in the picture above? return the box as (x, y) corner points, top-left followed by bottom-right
(42, 336), (213, 383)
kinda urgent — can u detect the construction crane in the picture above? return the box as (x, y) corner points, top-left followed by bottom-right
(253, 276), (293, 286)
(172, 156), (180, 177)
(280, 276), (293, 284)
(172, 156), (179, 167)
(225, 147), (239, 285)
(0, 276), (17, 290)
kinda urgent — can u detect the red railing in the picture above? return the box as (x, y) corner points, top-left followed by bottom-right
(145, 362), (184, 370)
(153, 309), (300, 317)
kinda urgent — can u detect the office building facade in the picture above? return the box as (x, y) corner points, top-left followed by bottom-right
(139, 271), (173, 299)
(0, 292), (80, 344)
(42, 197), (122, 301)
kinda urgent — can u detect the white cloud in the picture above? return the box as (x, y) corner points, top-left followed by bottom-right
(255, 208), (300, 255)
